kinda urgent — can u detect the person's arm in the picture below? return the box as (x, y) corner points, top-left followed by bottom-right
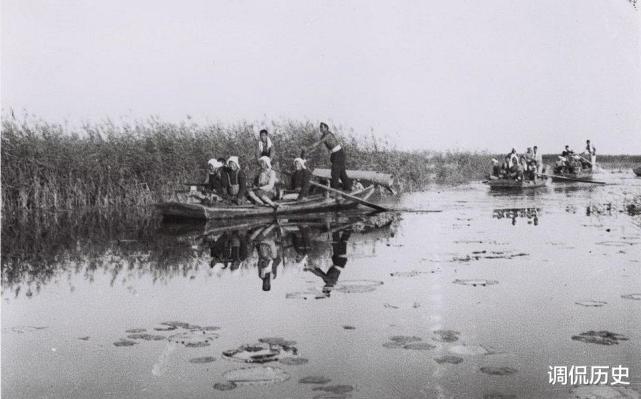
(259, 170), (277, 191)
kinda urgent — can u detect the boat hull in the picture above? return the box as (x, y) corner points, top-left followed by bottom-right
(633, 167), (641, 177)
(155, 186), (377, 221)
(551, 169), (592, 182)
(486, 179), (548, 190)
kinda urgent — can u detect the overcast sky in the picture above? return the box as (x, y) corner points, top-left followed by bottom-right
(2, 0), (640, 153)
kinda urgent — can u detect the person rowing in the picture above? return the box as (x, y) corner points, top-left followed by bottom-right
(303, 122), (352, 191)
(247, 156), (279, 208)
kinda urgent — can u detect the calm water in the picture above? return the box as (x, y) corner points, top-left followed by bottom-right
(3, 172), (641, 399)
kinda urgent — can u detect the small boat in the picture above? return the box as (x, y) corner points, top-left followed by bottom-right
(155, 185), (377, 221)
(633, 166), (641, 177)
(551, 167), (592, 182)
(485, 178), (548, 190)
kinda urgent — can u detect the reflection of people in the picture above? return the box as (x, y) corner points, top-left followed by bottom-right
(250, 224), (281, 291)
(209, 230), (249, 270)
(307, 229), (351, 295)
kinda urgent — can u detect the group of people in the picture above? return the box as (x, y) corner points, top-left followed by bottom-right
(489, 139), (596, 181)
(196, 122), (351, 208)
(554, 140), (596, 175)
(489, 145), (543, 181)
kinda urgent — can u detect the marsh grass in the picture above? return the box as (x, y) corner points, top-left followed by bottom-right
(2, 116), (638, 218)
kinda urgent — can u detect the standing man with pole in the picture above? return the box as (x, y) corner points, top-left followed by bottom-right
(303, 122), (352, 191)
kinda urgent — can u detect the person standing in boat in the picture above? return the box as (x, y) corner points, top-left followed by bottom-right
(256, 129), (274, 160)
(247, 156), (279, 208)
(304, 122), (352, 191)
(222, 156), (247, 205)
(289, 157), (313, 200)
(533, 145), (543, 174)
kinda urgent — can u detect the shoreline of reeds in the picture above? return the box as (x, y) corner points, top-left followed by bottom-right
(2, 116), (640, 218)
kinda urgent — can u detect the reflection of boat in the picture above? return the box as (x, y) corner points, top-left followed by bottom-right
(155, 186), (376, 221)
(485, 178), (547, 190)
(633, 167), (641, 177)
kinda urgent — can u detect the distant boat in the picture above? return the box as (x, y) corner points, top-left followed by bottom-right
(155, 185), (376, 221)
(484, 178), (548, 190)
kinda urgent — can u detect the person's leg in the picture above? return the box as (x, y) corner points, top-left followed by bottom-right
(259, 194), (277, 207)
(330, 152), (341, 189)
(337, 150), (352, 191)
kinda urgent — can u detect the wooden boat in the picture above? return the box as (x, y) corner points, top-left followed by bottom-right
(485, 178), (548, 190)
(633, 166), (641, 177)
(155, 185), (377, 221)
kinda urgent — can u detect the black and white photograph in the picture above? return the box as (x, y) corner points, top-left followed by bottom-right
(2, 1), (640, 398)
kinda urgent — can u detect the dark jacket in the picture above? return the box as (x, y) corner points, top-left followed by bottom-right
(290, 169), (312, 199)
(221, 168), (247, 201)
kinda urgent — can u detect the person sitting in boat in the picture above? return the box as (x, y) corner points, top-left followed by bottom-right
(203, 159), (225, 193)
(508, 148), (519, 164)
(533, 145), (543, 174)
(221, 156), (247, 205)
(256, 129), (274, 160)
(289, 157), (313, 200)
(561, 145), (574, 157)
(508, 157), (524, 181)
(489, 158), (501, 180)
(247, 156), (279, 208)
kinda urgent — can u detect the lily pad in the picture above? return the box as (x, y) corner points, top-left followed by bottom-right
(621, 293), (641, 301)
(223, 342), (297, 363)
(389, 271), (429, 278)
(127, 333), (167, 341)
(125, 328), (147, 333)
(213, 381), (237, 391)
(453, 279), (498, 287)
(286, 290), (326, 300)
(403, 342), (436, 350)
(279, 357), (309, 366)
(10, 326), (48, 334)
(389, 335), (422, 344)
(312, 385), (355, 394)
(299, 376), (332, 384)
(334, 280), (384, 294)
(448, 344), (493, 356)
(480, 366), (517, 376)
(432, 330), (461, 343)
(189, 356), (216, 364)
(483, 394), (517, 399)
(382, 342), (404, 349)
(571, 331), (629, 345)
(575, 300), (607, 307)
(201, 326), (221, 331)
(168, 331), (219, 347)
(570, 385), (641, 399)
(434, 355), (463, 364)
(313, 395), (349, 399)
(258, 337), (297, 347)
(113, 339), (138, 347)
(342, 325), (355, 330)
(223, 366), (290, 385)
(161, 321), (192, 329)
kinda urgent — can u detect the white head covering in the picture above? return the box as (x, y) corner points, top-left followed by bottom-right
(294, 157), (306, 169)
(208, 159), (223, 169)
(259, 156), (272, 169)
(227, 156), (240, 169)
(491, 158), (498, 164)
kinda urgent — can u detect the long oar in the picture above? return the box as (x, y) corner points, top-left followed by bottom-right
(538, 173), (606, 185)
(274, 168), (441, 213)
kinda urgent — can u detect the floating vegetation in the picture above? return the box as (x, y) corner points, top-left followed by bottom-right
(78, 336), (90, 341)
(382, 342), (404, 349)
(403, 342), (436, 350)
(223, 340), (298, 364)
(10, 326), (48, 334)
(342, 325), (355, 330)
(223, 366), (290, 385)
(594, 241), (637, 247)
(448, 344), (494, 356)
(333, 279), (384, 294)
(125, 328), (147, 333)
(575, 300), (607, 307)
(286, 290), (327, 300)
(168, 331), (219, 347)
(113, 339), (138, 347)
(299, 376), (332, 384)
(213, 381), (237, 391)
(154, 325), (178, 331)
(189, 356), (216, 364)
(127, 333), (167, 341)
(279, 357), (309, 366)
(312, 394), (349, 399)
(312, 385), (355, 394)
(434, 355), (463, 364)
(480, 366), (518, 376)
(452, 279), (499, 287)
(621, 293), (641, 301)
(571, 331), (629, 345)
(389, 336), (422, 344)
(384, 303), (399, 309)
(483, 394), (517, 399)
(432, 330), (461, 343)
(161, 321), (193, 329)
(201, 326), (221, 331)
(570, 385), (641, 399)
(389, 270), (434, 278)
(452, 251), (528, 263)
